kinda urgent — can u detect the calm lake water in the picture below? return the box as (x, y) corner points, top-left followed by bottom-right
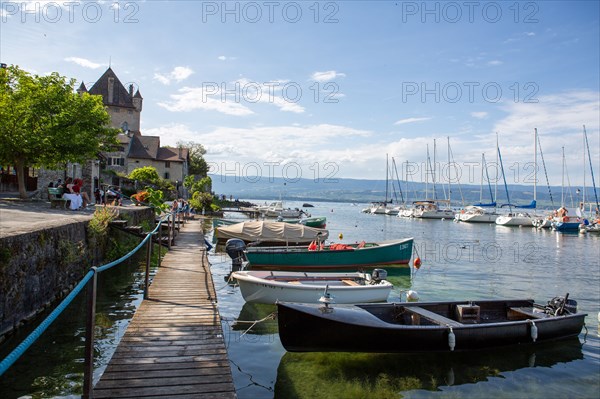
(0, 200), (599, 398)
(212, 200), (600, 399)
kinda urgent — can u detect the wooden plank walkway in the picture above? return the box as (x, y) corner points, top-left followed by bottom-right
(93, 219), (236, 398)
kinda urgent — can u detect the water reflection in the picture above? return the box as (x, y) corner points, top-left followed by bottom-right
(274, 337), (584, 398)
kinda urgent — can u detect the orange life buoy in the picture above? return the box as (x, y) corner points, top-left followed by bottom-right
(413, 257), (422, 269)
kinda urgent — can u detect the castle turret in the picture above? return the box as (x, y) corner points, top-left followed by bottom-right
(133, 89), (143, 112)
(76, 81), (87, 95)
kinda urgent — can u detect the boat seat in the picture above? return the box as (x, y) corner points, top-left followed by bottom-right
(508, 307), (549, 320)
(287, 280), (302, 285)
(341, 279), (360, 286)
(404, 306), (463, 327)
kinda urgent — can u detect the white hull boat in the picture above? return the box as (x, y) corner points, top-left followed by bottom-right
(456, 206), (498, 223)
(414, 209), (455, 219)
(231, 270), (393, 304)
(496, 213), (534, 227)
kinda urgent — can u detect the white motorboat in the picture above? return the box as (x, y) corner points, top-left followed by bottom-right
(231, 269), (393, 304)
(412, 200), (454, 219)
(456, 206), (499, 223)
(495, 213), (535, 227)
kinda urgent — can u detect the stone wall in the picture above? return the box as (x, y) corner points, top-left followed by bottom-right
(0, 207), (155, 339)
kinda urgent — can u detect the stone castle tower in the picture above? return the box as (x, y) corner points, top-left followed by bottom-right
(78, 67), (143, 135)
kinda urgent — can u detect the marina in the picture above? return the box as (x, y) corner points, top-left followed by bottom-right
(0, 200), (599, 398)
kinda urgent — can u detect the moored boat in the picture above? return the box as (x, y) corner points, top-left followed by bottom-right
(215, 221), (329, 246)
(277, 295), (586, 353)
(243, 238), (414, 271)
(232, 269), (392, 304)
(277, 216), (327, 229)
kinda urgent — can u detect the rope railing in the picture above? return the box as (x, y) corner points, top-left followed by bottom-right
(0, 209), (175, 398)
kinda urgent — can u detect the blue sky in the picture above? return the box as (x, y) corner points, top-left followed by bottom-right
(1, 1), (599, 187)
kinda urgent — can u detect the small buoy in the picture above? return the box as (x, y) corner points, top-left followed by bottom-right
(406, 290), (419, 302)
(448, 327), (456, 351)
(530, 320), (538, 342)
(338, 233), (343, 240)
(413, 257), (422, 269)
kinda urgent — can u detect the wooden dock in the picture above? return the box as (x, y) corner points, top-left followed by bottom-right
(93, 220), (236, 398)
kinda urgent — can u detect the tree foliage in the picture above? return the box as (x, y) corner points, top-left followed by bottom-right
(177, 140), (208, 176)
(0, 65), (119, 198)
(128, 166), (160, 184)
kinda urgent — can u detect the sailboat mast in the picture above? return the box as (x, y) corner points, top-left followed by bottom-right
(495, 133), (498, 209)
(480, 153), (484, 204)
(561, 146), (565, 206)
(534, 128), (537, 202)
(426, 144), (430, 200)
(583, 125), (586, 209)
(433, 139), (437, 200)
(385, 153), (389, 204)
(447, 136), (451, 204)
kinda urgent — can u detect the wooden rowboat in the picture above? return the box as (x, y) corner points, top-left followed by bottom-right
(232, 270), (392, 304)
(244, 238), (413, 271)
(277, 295), (586, 353)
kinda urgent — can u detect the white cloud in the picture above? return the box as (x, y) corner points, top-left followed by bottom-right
(218, 56), (227, 61)
(471, 112), (488, 119)
(311, 70), (346, 82)
(159, 77), (307, 115)
(157, 86), (254, 116)
(64, 57), (102, 69)
(525, 32), (536, 36)
(394, 117), (430, 125)
(490, 90), (599, 185)
(488, 60), (503, 66)
(154, 66), (194, 85)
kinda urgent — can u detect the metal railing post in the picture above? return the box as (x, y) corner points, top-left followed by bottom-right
(157, 221), (162, 268)
(167, 212), (172, 249)
(83, 267), (98, 399)
(171, 211), (175, 246)
(144, 234), (152, 300)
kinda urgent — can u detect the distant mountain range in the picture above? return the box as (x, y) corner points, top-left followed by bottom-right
(210, 174), (598, 210)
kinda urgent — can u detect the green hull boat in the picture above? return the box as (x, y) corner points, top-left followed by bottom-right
(277, 216), (327, 229)
(245, 238), (413, 271)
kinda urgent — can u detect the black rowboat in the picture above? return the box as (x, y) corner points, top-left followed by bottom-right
(277, 296), (586, 353)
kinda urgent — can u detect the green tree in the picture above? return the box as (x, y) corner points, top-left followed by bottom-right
(0, 65), (118, 198)
(128, 166), (160, 184)
(177, 140), (208, 176)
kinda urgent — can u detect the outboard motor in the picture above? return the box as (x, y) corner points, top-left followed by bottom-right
(371, 268), (387, 283)
(546, 293), (577, 315)
(225, 239), (247, 272)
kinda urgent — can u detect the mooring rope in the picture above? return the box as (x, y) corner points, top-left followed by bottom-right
(233, 312), (277, 338)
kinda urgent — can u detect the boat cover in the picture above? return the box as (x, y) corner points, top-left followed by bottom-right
(216, 221), (329, 243)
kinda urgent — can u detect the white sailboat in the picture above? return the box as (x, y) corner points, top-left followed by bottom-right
(369, 154), (391, 214)
(413, 139), (455, 219)
(496, 130), (538, 227)
(456, 152), (499, 223)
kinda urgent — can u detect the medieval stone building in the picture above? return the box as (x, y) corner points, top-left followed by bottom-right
(36, 67), (189, 199)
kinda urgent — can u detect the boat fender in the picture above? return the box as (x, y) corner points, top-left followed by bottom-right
(413, 257), (422, 269)
(448, 327), (456, 351)
(529, 320), (538, 342)
(338, 233), (343, 240)
(406, 290), (419, 302)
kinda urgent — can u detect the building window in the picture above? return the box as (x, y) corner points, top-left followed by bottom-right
(164, 172), (170, 179)
(114, 108), (120, 113)
(107, 157), (125, 166)
(128, 110), (133, 115)
(165, 161), (170, 168)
